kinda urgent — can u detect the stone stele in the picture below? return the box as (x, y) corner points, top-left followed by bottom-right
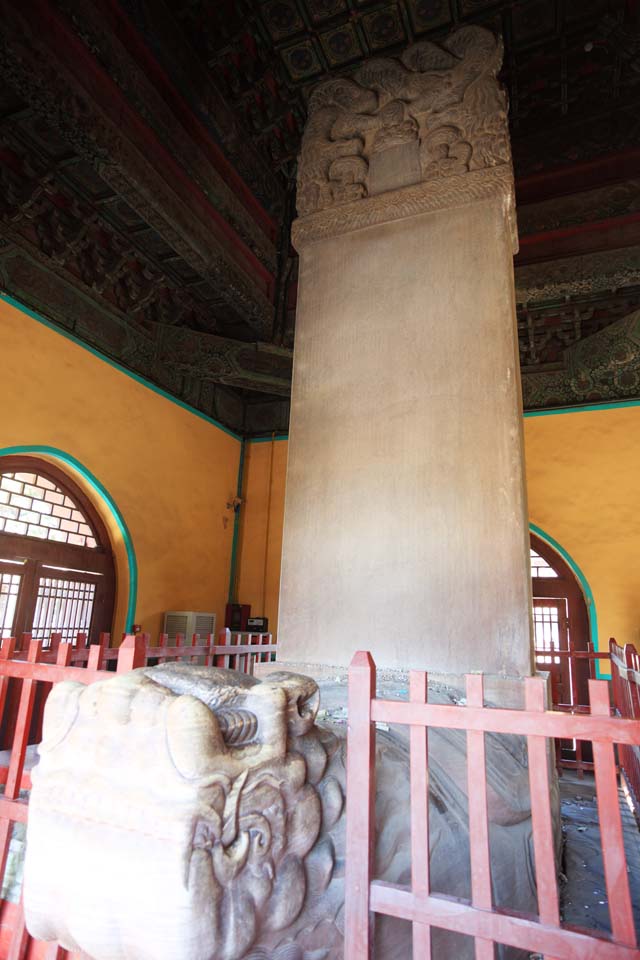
(279, 25), (532, 678)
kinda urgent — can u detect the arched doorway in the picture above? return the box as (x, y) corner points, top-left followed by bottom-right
(530, 532), (590, 708)
(0, 456), (115, 644)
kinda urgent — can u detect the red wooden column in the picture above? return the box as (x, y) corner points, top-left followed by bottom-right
(345, 652), (377, 960)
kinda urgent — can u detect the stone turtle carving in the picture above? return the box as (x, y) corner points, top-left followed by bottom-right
(24, 664), (548, 959)
(297, 25), (511, 218)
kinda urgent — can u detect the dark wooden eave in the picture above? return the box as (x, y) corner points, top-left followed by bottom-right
(0, 0), (638, 434)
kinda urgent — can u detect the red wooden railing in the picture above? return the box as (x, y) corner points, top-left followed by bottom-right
(534, 642), (613, 777)
(534, 641), (611, 709)
(610, 638), (640, 815)
(7, 628), (276, 674)
(345, 651), (640, 960)
(0, 634), (147, 959)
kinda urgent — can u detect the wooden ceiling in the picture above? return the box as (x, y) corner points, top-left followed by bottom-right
(0, 0), (639, 434)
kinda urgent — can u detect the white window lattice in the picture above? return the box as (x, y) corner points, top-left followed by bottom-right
(0, 571), (21, 639)
(530, 548), (558, 578)
(0, 472), (97, 549)
(31, 576), (97, 642)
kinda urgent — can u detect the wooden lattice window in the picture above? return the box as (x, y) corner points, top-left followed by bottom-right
(0, 567), (21, 639)
(529, 547), (559, 578)
(0, 471), (98, 548)
(0, 457), (115, 644)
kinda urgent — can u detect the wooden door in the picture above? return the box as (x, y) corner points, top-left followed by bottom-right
(533, 598), (570, 706)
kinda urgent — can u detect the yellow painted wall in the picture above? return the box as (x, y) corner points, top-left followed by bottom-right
(236, 438), (288, 638)
(525, 406), (640, 659)
(238, 409), (640, 661)
(0, 297), (240, 638)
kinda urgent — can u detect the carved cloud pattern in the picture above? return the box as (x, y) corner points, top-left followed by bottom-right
(296, 26), (511, 217)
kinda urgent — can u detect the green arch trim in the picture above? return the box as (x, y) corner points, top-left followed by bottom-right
(0, 445), (137, 632)
(529, 522), (604, 679)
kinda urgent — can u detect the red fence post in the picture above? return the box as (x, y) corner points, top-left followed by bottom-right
(94, 632), (110, 670)
(6, 899), (29, 960)
(116, 635), (146, 672)
(87, 643), (103, 671)
(0, 636), (17, 913)
(409, 670), (431, 959)
(56, 643), (73, 667)
(590, 679), (637, 947)
(215, 629), (229, 668)
(5, 639), (42, 799)
(465, 674), (494, 960)
(524, 677), (561, 931)
(49, 631), (62, 659)
(345, 651), (377, 960)
(626, 645), (640, 719)
(157, 633), (169, 664)
(0, 637), (17, 718)
(204, 633), (214, 667)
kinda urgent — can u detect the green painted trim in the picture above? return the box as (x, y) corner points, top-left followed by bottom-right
(0, 445), (138, 632)
(228, 439), (246, 604)
(0, 293), (242, 442)
(247, 398), (640, 443)
(524, 398), (640, 418)
(529, 522), (605, 679)
(11, 289), (639, 436)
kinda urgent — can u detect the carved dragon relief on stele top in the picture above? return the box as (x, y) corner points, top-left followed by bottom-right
(296, 26), (511, 220)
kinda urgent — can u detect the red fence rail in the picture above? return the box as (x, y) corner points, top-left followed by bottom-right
(534, 643), (613, 777)
(7, 628), (276, 674)
(534, 642), (611, 710)
(610, 638), (640, 815)
(345, 651), (640, 960)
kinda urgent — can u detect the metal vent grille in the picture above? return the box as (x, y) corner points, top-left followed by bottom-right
(163, 611), (216, 642)
(164, 612), (189, 641)
(194, 613), (215, 637)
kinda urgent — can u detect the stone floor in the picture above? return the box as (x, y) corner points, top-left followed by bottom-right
(558, 771), (640, 938)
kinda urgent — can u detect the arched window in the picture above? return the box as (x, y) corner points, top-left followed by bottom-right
(0, 457), (115, 644)
(530, 533), (589, 707)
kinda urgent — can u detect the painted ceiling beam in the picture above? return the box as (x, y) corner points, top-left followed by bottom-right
(515, 148), (640, 205)
(516, 211), (640, 265)
(0, 0), (276, 338)
(64, 0), (279, 248)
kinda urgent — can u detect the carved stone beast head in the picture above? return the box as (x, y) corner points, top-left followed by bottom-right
(23, 665), (343, 960)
